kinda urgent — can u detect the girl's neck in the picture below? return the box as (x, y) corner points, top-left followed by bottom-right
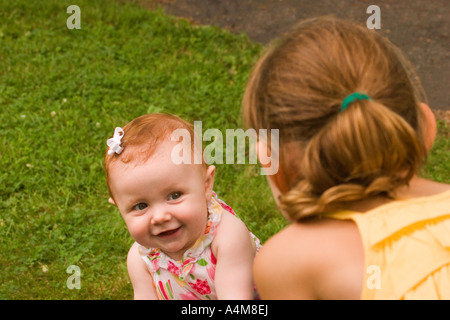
(396, 176), (450, 198)
(345, 176), (450, 213)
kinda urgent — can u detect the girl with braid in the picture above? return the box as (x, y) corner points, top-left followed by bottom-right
(243, 16), (450, 299)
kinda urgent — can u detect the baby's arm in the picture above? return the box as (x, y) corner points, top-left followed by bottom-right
(212, 210), (256, 300)
(127, 242), (158, 300)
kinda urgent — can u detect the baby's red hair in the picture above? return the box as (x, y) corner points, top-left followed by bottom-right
(104, 113), (204, 200)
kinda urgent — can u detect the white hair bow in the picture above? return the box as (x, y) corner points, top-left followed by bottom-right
(107, 127), (124, 155)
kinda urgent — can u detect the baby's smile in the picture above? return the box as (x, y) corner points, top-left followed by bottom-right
(155, 226), (183, 239)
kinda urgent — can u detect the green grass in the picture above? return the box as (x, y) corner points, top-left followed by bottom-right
(0, 0), (284, 299)
(0, 0), (448, 300)
(421, 118), (450, 182)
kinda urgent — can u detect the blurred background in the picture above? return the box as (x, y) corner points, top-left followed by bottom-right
(0, 0), (448, 299)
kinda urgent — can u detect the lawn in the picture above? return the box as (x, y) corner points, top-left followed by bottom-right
(0, 0), (448, 299)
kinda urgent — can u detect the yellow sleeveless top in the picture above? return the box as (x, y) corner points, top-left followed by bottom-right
(326, 190), (450, 300)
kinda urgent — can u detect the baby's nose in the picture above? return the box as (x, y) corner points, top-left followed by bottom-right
(150, 206), (172, 225)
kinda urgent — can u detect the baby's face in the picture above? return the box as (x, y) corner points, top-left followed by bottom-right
(109, 139), (215, 260)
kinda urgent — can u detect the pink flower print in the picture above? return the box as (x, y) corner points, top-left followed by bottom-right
(189, 263), (196, 275)
(151, 259), (159, 272)
(188, 279), (211, 295)
(179, 260), (196, 281)
(179, 291), (199, 300)
(148, 250), (160, 262)
(210, 250), (217, 265)
(148, 251), (161, 271)
(167, 261), (180, 276)
(207, 265), (215, 281)
(182, 258), (195, 267)
(218, 201), (236, 216)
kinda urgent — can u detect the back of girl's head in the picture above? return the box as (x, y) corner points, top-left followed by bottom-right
(104, 113), (202, 198)
(243, 16), (429, 220)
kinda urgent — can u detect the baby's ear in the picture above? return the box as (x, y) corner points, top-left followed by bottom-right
(108, 197), (116, 206)
(204, 165), (216, 201)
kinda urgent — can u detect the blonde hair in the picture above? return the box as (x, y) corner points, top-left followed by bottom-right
(243, 16), (428, 220)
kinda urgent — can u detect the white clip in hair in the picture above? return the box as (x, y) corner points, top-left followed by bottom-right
(106, 127), (124, 155)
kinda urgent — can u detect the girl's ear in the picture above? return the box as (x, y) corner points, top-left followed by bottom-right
(204, 165), (216, 201)
(108, 197), (116, 205)
(256, 141), (289, 200)
(419, 103), (436, 151)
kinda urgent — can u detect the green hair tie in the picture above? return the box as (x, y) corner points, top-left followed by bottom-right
(341, 92), (371, 111)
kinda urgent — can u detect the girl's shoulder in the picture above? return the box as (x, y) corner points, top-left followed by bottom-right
(253, 218), (364, 299)
(258, 217), (362, 258)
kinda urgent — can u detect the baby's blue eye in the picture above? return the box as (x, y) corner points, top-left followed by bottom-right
(133, 203), (148, 211)
(169, 192), (182, 201)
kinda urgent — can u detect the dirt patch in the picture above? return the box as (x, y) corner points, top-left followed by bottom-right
(133, 0), (449, 113)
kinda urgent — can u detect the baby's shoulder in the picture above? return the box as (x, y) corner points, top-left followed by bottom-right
(211, 209), (254, 254)
(215, 208), (249, 234)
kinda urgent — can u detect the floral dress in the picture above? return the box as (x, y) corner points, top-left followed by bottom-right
(137, 194), (261, 300)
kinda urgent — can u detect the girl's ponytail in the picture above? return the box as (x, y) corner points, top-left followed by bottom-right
(243, 16), (429, 221)
(279, 99), (427, 220)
